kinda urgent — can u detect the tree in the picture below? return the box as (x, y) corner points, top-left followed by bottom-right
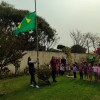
(70, 30), (100, 52)
(88, 33), (100, 50)
(0, 1), (29, 31)
(23, 16), (58, 50)
(37, 16), (57, 49)
(0, 1), (58, 73)
(0, 1), (57, 50)
(70, 30), (91, 47)
(71, 45), (86, 53)
(0, 28), (26, 74)
(62, 47), (72, 66)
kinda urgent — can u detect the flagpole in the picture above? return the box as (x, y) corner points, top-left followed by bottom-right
(34, 0), (39, 82)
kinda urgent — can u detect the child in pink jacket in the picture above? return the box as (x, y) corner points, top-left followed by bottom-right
(97, 64), (100, 80)
(88, 63), (93, 81)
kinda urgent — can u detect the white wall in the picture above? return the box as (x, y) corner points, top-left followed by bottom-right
(7, 51), (86, 73)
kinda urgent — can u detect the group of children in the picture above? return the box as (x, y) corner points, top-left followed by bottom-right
(49, 56), (100, 82)
(72, 62), (100, 81)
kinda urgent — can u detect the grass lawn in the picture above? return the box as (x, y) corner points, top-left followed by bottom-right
(0, 75), (100, 100)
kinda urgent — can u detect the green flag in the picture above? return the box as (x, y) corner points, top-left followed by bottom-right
(15, 12), (36, 36)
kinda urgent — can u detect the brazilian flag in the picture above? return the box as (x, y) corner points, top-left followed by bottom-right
(15, 12), (36, 36)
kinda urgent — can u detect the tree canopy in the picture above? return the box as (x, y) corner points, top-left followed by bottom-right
(0, 1), (57, 50)
(71, 45), (86, 53)
(0, 1), (58, 72)
(0, 27), (26, 71)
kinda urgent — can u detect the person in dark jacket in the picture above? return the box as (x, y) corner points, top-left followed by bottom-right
(79, 63), (84, 79)
(27, 56), (39, 88)
(50, 56), (57, 82)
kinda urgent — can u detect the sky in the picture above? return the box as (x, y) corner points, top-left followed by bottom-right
(0, 0), (100, 50)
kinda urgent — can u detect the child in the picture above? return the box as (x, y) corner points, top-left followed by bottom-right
(73, 64), (77, 78)
(97, 64), (100, 81)
(60, 64), (65, 75)
(88, 63), (93, 81)
(84, 63), (88, 80)
(93, 64), (98, 81)
(79, 63), (84, 80)
(68, 64), (71, 76)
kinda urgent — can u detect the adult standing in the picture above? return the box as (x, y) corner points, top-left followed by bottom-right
(27, 56), (39, 88)
(50, 56), (57, 82)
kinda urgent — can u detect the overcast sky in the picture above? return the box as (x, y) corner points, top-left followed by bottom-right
(0, 0), (100, 49)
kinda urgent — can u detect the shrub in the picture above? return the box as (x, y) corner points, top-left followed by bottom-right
(24, 66), (29, 74)
(37, 64), (51, 85)
(71, 45), (86, 53)
(0, 67), (11, 79)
